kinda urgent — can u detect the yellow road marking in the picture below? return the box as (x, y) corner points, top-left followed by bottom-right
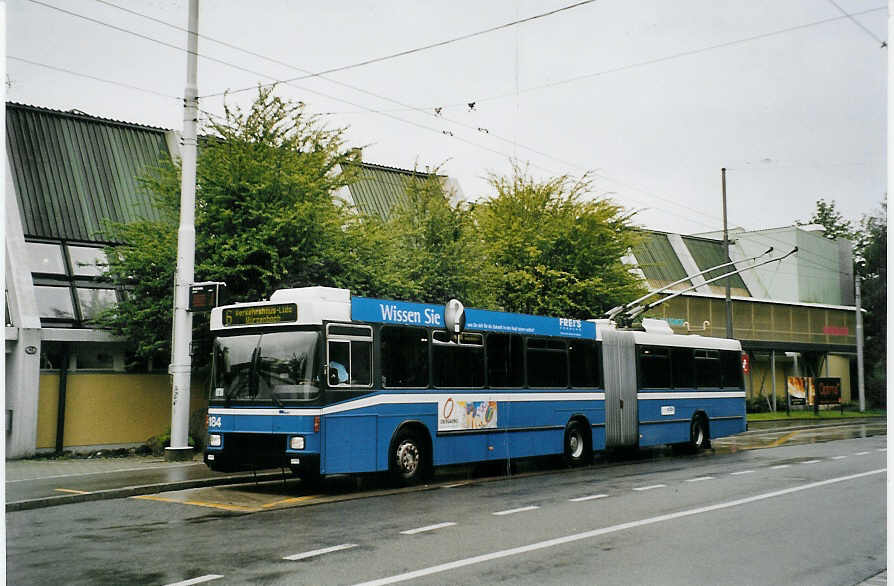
(132, 494), (259, 512)
(261, 494), (322, 508)
(766, 431), (799, 448)
(55, 488), (91, 495)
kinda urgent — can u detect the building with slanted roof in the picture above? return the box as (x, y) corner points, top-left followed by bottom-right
(4, 103), (463, 458)
(628, 228), (858, 409)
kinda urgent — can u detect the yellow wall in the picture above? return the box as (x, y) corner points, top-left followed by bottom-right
(37, 374), (208, 450)
(746, 354), (853, 405)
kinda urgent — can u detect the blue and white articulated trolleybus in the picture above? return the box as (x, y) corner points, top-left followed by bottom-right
(204, 287), (746, 484)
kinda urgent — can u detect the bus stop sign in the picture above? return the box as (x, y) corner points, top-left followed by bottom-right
(189, 282), (224, 312)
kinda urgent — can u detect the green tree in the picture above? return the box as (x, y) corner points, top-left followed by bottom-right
(800, 198), (856, 240)
(475, 165), (644, 318)
(354, 171), (497, 307)
(101, 87), (359, 365)
(856, 200), (886, 407)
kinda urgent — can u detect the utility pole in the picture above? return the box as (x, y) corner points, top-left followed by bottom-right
(855, 275), (866, 412)
(167, 0), (199, 461)
(721, 168), (733, 338)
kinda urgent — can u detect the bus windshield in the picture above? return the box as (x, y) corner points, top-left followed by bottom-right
(212, 331), (321, 404)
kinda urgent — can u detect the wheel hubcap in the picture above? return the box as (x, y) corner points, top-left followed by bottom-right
(396, 441), (419, 475)
(569, 431), (583, 458)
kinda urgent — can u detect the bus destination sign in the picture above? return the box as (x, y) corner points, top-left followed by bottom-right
(222, 303), (297, 326)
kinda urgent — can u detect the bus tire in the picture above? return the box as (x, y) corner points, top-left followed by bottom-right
(563, 420), (592, 467)
(390, 429), (428, 486)
(689, 415), (710, 450)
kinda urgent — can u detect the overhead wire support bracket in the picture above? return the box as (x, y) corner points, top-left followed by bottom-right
(623, 247), (798, 325)
(604, 246), (774, 321)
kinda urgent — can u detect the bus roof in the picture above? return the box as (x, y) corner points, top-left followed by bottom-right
(209, 287), (741, 349)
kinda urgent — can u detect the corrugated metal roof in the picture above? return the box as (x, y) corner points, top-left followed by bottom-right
(6, 103), (170, 243)
(631, 232), (692, 290)
(347, 162), (443, 220)
(682, 236), (750, 296)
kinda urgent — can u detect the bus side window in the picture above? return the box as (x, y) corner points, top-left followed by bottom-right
(486, 333), (524, 388)
(326, 324), (373, 388)
(695, 349), (722, 388)
(527, 338), (568, 388)
(569, 339), (600, 388)
(432, 331), (485, 388)
(639, 346), (670, 389)
(721, 350), (743, 389)
(328, 341), (350, 385)
(671, 347), (695, 388)
(381, 326), (429, 388)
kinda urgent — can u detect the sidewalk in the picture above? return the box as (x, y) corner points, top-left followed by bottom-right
(5, 452), (282, 511)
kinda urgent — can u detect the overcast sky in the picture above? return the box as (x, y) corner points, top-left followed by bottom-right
(7, 0), (888, 235)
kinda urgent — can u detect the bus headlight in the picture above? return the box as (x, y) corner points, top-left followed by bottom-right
(208, 434), (222, 447)
(289, 436), (305, 450)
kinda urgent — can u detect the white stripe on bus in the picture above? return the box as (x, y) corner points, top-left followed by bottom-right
(210, 392), (607, 417)
(208, 390), (744, 417)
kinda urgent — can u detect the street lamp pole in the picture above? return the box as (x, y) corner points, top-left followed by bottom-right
(167, 0), (199, 461)
(721, 167), (733, 339)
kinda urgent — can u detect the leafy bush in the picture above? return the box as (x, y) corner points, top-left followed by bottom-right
(746, 397), (770, 413)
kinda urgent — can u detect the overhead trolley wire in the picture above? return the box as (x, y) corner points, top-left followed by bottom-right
(7, 55), (180, 101)
(33, 0), (709, 228)
(198, 0), (601, 99)
(28, 0), (872, 246)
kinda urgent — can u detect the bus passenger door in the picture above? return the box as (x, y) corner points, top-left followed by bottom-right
(602, 329), (638, 448)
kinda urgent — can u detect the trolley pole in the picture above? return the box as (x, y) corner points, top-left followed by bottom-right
(721, 168), (733, 338)
(167, 0), (199, 461)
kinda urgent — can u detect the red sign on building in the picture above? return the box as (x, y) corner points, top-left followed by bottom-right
(822, 326), (849, 336)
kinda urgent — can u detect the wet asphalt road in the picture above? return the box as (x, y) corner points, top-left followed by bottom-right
(6, 422), (886, 585)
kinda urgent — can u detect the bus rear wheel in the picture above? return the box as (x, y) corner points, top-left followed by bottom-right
(689, 416), (710, 450)
(390, 430), (428, 486)
(563, 420), (592, 467)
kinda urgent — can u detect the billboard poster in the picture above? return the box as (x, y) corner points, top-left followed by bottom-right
(438, 396), (498, 431)
(786, 376), (812, 406)
(814, 377), (842, 405)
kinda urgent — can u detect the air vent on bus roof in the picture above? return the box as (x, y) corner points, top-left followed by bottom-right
(270, 286), (350, 304)
(641, 318), (674, 335)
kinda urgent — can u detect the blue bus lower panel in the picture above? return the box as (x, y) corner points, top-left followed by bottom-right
(210, 391), (749, 474)
(637, 395), (746, 447)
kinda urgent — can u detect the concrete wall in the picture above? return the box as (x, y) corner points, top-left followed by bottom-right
(36, 374), (208, 451)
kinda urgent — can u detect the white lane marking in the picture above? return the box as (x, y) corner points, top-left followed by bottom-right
(685, 476), (715, 483)
(855, 452), (871, 456)
(442, 483), (467, 489)
(771, 465), (791, 470)
(877, 448), (887, 452)
(283, 543), (358, 561)
(353, 469), (885, 586)
(801, 460), (821, 465)
(493, 506), (539, 516)
(401, 522), (457, 535)
(832, 456), (848, 460)
(569, 494), (608, 502)
(164, 575), (224, 586)
(632, 484), (666, 491)
(6, 461), (199, 483)
(730, 470), (754, 476)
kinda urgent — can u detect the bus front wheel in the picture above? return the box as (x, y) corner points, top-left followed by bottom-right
(390, 430), (428, 485)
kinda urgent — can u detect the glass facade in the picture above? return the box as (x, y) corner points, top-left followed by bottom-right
(26, 240), (118, 326)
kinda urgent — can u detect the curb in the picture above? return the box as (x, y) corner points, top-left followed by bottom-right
(6, 471), (284, 512)
(743, 417), (885, 434)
